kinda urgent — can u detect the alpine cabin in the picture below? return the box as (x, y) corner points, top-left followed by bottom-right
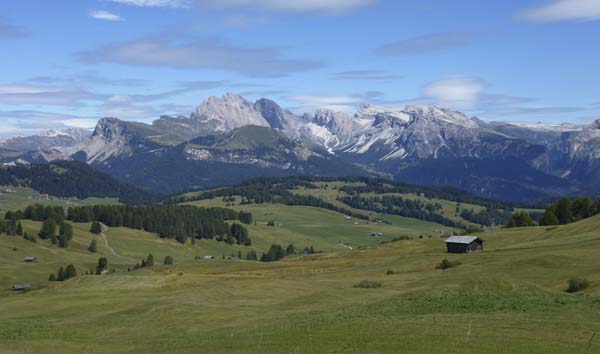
(445, 236), (484, 253)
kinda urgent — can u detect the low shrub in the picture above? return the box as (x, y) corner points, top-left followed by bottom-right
(353, 280), (382, 288)
(386, 270), (397, 275)
(435, 258), (461, 270)
(566, 277), (590, 293)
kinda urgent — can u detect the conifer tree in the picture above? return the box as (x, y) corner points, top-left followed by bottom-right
(58, 233), (69, 248)
(90, 221), (102, 234)
(163, 256), (174, 265)
(39, 218), (57, 240)
(285, 244), (295, 256)
(146, 254), (154, 267)
(96, 257), (108, 275)
(48, 273), (56, 281)
(64, 264), (77, 280)
(539, 210), (560, 226)
(57, 266), (64, 281)
(16, 222), (23, 236)
(88, 239), (97, 253)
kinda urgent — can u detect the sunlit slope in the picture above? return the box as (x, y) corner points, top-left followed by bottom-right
(1, 216), (600, 353)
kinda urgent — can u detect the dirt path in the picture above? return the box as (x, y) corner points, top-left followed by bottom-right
(99, 224), (118, 256)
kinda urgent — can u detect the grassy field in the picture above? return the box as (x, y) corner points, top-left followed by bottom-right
(185, 197), (457, 251)
(0, 186), (119, 215)
(1, 213), (599, 353)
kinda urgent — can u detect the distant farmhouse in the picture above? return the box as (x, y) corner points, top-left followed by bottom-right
(11, 284), (30, 291)
(445, 236), (484, 253)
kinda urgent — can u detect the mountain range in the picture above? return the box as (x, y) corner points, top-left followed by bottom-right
(3, 92), (600, 201)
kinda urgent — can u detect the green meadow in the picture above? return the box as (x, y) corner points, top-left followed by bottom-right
(0, 211), (599, 353)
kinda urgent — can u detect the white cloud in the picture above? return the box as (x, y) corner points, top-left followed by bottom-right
(422, 76), (487, 109)
(205, 0), (376, 13)
(78, 36), (321, 77)
(520, 0), (600, 22)
(61, 119), (98, 129)
(285, 94), (365, 113)
(109, 0), (190, 8)
(110, 0), (375, 12)
(89, 10), (124, 21)
(0, 84), (103, 105)
(375, 31), (476, 56)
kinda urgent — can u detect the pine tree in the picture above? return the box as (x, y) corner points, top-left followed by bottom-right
(48, 273), (56, 281)
(285, 244), (295, 256)
(88, 239), (97, 253)
(163, 256), (174, 265)
(539, 210), (560, 226)
(57, 266), (65, 281)
(96, 257), (108, 274)
(555, 198), (573, 224)
(90, 221), (102, 235)
(39, 218), (57, 240)
(16, 222), (23, 236)
(64, 264), (77, 280)
(60, 222), (73, 241)
(146, 254), (155, 267)
(58, 233), (69, 248)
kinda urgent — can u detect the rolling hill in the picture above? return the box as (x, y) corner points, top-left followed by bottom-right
(1, 211), (599, 353)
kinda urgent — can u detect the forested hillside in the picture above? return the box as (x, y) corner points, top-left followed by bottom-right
(0, 161), (161, 204)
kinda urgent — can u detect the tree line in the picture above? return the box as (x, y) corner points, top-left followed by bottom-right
(338, 195), (466, 229)
(538, 197), (600, 226)
(65, 204), (252, 245)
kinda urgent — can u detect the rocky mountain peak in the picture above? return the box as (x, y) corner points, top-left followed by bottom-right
(403, 105), (477, 128)
(193, 93), (269, 132)
(254, 98), (286, 129)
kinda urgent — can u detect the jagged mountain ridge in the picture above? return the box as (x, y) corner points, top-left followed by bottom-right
(0, 128), (90, 152)
(10, 93), (600, 200)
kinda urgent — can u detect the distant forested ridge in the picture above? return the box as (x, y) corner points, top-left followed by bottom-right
(0, 161), (161, 204)
(174, 176), (520, 210)
(172, 176), (528, 228)
(338, 195), (465, 229)
(174, 177), (369, 221)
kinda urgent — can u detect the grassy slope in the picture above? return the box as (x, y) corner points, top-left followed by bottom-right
(185, 197), (456, 251)
(0, 186), (119, 215)
(290, 181), (486, 228)
(1, 216), (600, 353)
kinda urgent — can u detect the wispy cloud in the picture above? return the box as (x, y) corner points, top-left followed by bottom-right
(0, 110), (97, 133)
(331, 70), (402, 82)
(109, 0), (191, 8)
(422, 76), (487, 109)
(198, 0), (377, 13)
(519, 0), (600, 22)
(0, 84), (104, 106)
(375, 31), (476, 56)
(89, 10), (124, 21)
(77, 36), (321, 77)
(285, 93), (377, 113)
(0, 18), (29, 39)
(27, 71), (148, 87)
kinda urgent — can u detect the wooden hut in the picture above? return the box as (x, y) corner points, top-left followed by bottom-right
(444, 236), (483, 253)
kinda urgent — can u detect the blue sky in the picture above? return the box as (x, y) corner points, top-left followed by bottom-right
(1, 0), (599, 136)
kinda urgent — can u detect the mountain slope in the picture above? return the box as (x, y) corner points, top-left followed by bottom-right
(85, 124), (368, 194)
(11, 93), (600, 201)
(0, 160), (160, 204)
(0, 128), (90, 152)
